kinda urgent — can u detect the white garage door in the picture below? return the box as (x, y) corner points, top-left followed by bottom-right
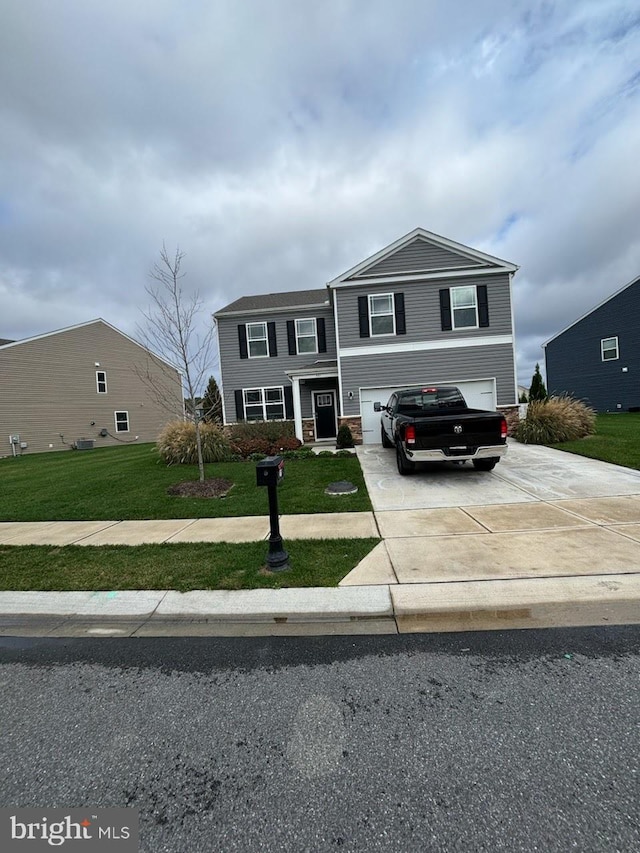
(359, 379), (497, 444)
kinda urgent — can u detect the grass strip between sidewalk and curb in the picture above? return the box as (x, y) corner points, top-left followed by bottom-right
(0, 539), (380, 591)
(0, 444), (372, 520)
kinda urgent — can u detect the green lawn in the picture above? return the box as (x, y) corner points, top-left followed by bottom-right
(0, 444), (372, 521)
(0, 539), (379, 591)
(551, 413), (640, 470)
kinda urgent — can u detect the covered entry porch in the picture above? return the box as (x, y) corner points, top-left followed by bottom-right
(285, 360), (340, 443)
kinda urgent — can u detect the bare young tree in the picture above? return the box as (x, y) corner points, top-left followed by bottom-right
(137, 245), (217, 482)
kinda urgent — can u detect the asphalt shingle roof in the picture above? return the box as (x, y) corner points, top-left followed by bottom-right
(215, 288), (329, 315)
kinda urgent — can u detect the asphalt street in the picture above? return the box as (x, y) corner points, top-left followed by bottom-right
(1, 628), (639, 852)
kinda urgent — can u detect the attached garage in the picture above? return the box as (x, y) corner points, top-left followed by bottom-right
(359, 379), (497, 444)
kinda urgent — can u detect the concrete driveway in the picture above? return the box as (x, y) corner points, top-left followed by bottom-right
(345, 442), (640, 603)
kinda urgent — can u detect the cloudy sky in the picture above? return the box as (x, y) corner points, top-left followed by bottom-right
(1, 0), (639, 390)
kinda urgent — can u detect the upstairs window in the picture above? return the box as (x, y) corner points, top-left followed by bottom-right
(295, 318), (317, 354)
(451, 286), (478, 329)
(96, 370), (107, 393)
(601, 336), (619, 361)
(247, 322), (268, 358)
(369, 294), (395, 336)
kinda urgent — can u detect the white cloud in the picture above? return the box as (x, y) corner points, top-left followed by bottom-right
(1, 0), (639, 390)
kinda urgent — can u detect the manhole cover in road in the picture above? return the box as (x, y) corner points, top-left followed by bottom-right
(325, 480), (358, 496)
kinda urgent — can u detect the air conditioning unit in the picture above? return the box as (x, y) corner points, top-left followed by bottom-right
(76, 439), (95, 450)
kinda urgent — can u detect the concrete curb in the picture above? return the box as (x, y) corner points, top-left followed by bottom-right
(2, 575), (640, 636)
(0, 587), (397, 637)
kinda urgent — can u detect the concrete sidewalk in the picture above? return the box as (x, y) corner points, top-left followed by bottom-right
(2, 438), (640, 636)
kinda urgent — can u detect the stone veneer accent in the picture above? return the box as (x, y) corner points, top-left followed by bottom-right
(302, 418), (316, 443)
(338, 416), (363, 445)
(498, 405), (520, 436)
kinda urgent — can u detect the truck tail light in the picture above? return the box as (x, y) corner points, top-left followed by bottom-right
(500, 417), (508, 440)
(405, 424), (416, 445)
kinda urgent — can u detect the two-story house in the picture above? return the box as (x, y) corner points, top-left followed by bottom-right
(0, 319), (183, 455)
(543, 274), (640, 412)
(215, 228), (519, 444)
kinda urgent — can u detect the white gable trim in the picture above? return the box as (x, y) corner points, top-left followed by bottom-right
(328, 266), (511, 290)
(542, 274), (640, 348)
(327, 227), (518, 287)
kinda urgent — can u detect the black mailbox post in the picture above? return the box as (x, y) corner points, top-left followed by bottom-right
(256, 456), (289, 572)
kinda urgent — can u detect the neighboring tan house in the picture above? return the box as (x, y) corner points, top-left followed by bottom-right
(215, 227), (519, 444)
(0, 319), (184, 455)
(543, 274), (640, 412)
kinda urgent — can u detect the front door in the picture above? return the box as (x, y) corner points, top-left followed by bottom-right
(313, 391), (337, 440)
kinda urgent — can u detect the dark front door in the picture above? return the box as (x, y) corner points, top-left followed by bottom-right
(313, 392), (337, 439)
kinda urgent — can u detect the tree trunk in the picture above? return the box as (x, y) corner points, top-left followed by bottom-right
(194, 419), (205, 483)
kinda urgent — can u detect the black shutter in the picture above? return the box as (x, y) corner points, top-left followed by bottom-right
(439, 289), (452, 331)
(317, 317), (327, 352)
(238, 324), (248, 359)
(477, 285), (489, 327)
(358, 296), (370, 338)
(284, 386), (294, 419)
(267, 321), (278, 357)
(394, 293), (406, 335)
(287, 320), (297, 355)
(234, 390), (245, 421)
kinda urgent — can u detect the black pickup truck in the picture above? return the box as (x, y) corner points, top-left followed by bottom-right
(374, 385), (508, 475)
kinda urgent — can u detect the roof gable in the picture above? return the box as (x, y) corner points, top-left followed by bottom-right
(328, 227), (517, 287)
(543, 274), (640, 347)
(0, 319), (180, 373)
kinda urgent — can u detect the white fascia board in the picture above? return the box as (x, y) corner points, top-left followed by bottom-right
(327, 227), (518, 287)
(542, 274), (640, 347)
(340, 334), (513, 358)
(328, 266), (514, 290)
(284, 368), (339, 380)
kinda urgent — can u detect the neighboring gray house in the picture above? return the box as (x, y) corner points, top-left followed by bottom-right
(0, 319), (184, 455)
(215, 228), (519, 444)
(543, 275), (640, 412)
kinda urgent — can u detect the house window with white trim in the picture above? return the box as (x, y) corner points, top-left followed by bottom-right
(247, 322), (268, 358)
(369, 294), (395, 336)
(601, 336), (619, 361)
(295, 318), (317, 354)
(96, 370), (107, 393)
(451, 286), (478, 329)
(115, 411), (129, 432)
(243, 387), (284, 421)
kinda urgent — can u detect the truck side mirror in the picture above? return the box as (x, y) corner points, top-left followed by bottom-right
(374, 402), (383, 412)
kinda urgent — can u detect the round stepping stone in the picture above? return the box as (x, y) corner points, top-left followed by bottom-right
(324, 480), (358, 496)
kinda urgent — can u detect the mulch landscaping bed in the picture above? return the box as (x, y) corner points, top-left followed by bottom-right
(167, 478), (234, 498)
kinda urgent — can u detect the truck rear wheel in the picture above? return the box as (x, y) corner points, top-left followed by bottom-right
(396, 442), (415, 475)
(472, 458), (498, 471)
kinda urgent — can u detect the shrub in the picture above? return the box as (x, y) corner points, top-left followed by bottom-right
(282, 447), (315, 460)
(227, 421), (301, 458)
(317, 450), (335, 457)
(335, 449), (355, 457)
(336, 424), (354, 449)
(157, 420), (232, 465)
(515, 396), (596, 444)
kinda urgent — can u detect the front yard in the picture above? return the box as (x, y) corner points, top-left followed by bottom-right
(0, 444), (377, 591)
(0, 443), (371, 521)
(551, 413), (640, 470)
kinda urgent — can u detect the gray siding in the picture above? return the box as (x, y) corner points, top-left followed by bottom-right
(336, 273), (513, 349)
(217, 306), (336, 422)
(545, 278), (640, 412)
(0, 322), (183, 455)
(340, 344), (516, 415)
(352, 236), (485, 278)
